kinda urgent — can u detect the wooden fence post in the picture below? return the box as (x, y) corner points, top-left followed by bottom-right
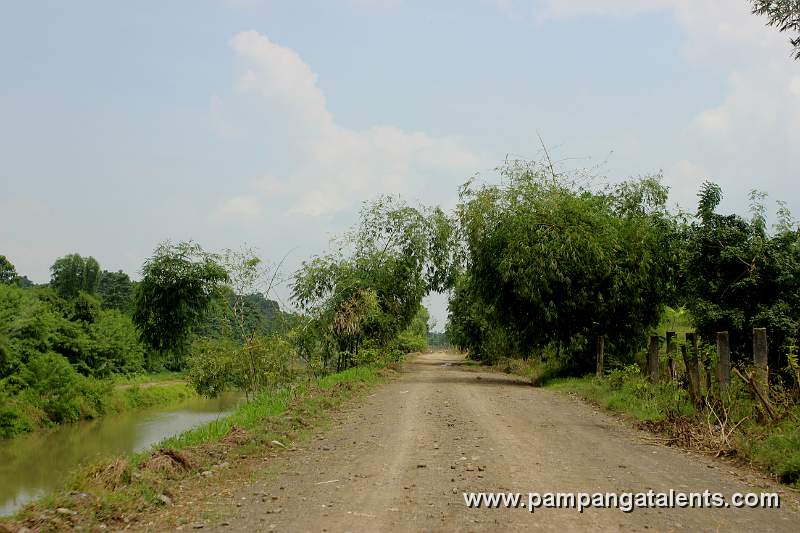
(716, 331), (730, 392)
(596, 335), (604, 378)
(666, 331), (676, 380)
(647, 335), (660, 382)
(684, 332), (702, 406)
(753, 328), (769, 398)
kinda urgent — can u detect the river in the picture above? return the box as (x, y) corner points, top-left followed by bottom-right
(0, 392), (243, 516)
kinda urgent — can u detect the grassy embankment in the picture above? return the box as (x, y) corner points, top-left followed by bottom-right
(0, 363), (391, 531)
(494, 356), (800, 488)
(0, 372), (194, 439)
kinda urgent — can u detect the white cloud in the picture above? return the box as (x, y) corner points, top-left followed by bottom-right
(216, 31), (480, 218)
(524, 0), (800, 207)
(212, 195), (264, 225)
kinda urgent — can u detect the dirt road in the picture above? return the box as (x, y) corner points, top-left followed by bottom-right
(206, 352), (799, 532)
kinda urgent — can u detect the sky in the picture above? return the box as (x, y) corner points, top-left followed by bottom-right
(1, 0), (798, 328)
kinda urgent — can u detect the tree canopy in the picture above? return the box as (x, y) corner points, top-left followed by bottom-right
(448, 161), (677, 369)
(0, 256), (18, 285)
(679, 182), (800, 370)
(292, 196), (452, 370)
(49, 254), (101, 299)
(132, 242), (228, 370)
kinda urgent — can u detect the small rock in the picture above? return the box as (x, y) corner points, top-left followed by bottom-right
(201, 470), (213, 477)
(191, 523), (205, 529)
(56, 508), (77, 516)
(452, 487), (458, 494)
(156, 494), (172, 506)
(219, 522), (231, 527)
(271, 440), (287, 448)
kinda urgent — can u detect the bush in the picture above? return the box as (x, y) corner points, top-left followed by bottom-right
(187, 338), (246, 397)
(21, 352), (84, 423)
(88, 310), (145, 376)
(0, 387), (31, 437)
(187, 335), (295, 398)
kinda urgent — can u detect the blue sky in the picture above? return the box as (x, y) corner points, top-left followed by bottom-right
(1, 0), (798, 326)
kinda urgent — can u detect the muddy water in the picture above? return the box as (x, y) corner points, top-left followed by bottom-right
(0, 392), (243, 516)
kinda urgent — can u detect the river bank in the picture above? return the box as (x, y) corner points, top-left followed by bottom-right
(0, 373), (193, 439)
(0, 391), (242, 516)
(0, 364), (391, 531)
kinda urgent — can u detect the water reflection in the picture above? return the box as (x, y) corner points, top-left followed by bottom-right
(0, 392), (242, 515)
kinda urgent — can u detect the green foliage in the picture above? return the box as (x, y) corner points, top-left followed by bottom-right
(133, 241), (228, 370)
(450, 161), (677, 368)
(49, 254), (101, 299)
(72, 291), (102, 323)
(187, 335), (294, 398)
(679, 183), (800, 372)
(751, 0), (800, 59)
(292, 197), (448, 370)
(187, 337), (246, 397)
(97, 270), (134, 312)
(88, 310), (146, 376)
(751, 406), (800, 485)
(548, 363), (696, 422)
(393, 305), (430, 353)
(0, 281), (151, 436)
(0, 255), (19, 285)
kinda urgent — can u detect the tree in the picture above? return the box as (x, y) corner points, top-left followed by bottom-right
(132, 242), (228, 370)
(50, 254), (101, 299)
(97, 270), (134, 312)
(0, 256), (18, 285)
(450, 160), (677, 368)
(292, 197), (453, 370)
(751, 0), (800, 59)
(679, 182), (800, 371)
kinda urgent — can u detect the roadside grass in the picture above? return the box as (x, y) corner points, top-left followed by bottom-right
(1, 363), (390, 531)
(546, 374), (695, 422)
(492, 356), (800, 488)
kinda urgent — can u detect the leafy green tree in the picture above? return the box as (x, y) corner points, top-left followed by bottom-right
(97, 270), (134, 312)
(87, 310), (145, 376)
(133, 241), (228, 370)
(50, 254), (101, 299)
(751, 0), (800, 59)
(450, 160), (677, 368)
(72, 291), (102, 323)
(292, 197), (453, 370)
(680, 182), (800, 371)
(0, 255), (18, 285)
